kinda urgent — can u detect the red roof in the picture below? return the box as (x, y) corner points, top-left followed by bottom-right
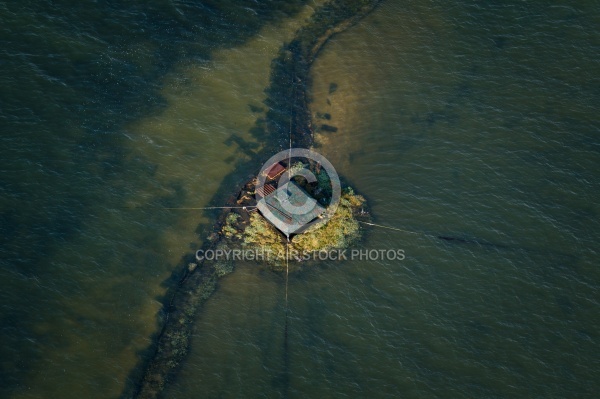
(266, 162), (286, 179)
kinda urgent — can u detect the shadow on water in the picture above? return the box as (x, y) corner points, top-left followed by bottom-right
(388, 227), (579, 262)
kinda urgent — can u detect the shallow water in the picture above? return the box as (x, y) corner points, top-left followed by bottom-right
(1, 0), (599, 398)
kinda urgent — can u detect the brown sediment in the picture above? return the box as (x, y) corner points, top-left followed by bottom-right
(125, 1), (380, 398)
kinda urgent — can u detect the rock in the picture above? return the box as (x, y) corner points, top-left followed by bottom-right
(320, 124), (338, 133)
(316, 112), (331, 120)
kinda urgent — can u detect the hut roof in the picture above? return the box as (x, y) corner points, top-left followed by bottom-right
(257, 181), (325, 236)
(265, 162), (286, 180)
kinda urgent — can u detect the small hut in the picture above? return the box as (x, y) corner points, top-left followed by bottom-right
(257, 180), (325, 237)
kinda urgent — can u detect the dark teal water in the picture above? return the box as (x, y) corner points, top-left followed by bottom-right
(1, 1), (599, 398)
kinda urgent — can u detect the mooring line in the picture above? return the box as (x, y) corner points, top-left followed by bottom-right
(357, 220), (562, 257)
(358, 220), (431, 236)
(285, 73), (293, 310)
(287, 71), (294, 175)
(285, 237), (290, 313)
(288, 101), (292, 170)
(279, 71), (294, 398)
(282, 236), (291, 396)
(162, 206), (257, 210)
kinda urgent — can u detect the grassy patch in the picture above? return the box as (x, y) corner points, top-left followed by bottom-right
(241, 187), (366, 268)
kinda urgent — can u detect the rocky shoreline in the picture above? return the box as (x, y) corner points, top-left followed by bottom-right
(124, 1), (381, 398)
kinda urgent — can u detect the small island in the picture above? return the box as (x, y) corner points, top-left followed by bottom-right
(216, 160), (369, 270)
